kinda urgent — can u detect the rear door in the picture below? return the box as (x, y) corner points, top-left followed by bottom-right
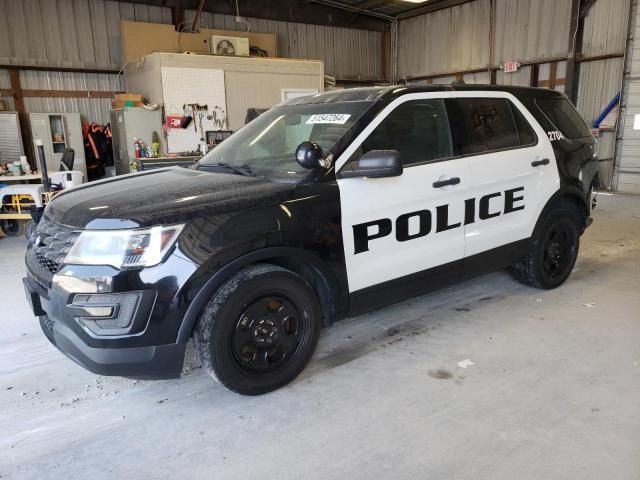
(445, 94), (559, 260)
(335, 93), (468, 295)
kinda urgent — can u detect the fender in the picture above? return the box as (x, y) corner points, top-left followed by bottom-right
(176, 246), (344, 343)
(532, 185), (589, 235)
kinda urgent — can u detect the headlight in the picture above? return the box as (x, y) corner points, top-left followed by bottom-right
(65, 224), (184, 269)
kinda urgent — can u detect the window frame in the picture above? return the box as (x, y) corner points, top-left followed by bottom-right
(446, 97), (539, 159)
(357, 98), (454, 168)
(534, 97), (592, 140)
(335, 91), (542, 177)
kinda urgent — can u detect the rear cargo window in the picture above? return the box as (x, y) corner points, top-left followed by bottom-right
(536, 98), (591, 139)
(447, 98), (535, 156)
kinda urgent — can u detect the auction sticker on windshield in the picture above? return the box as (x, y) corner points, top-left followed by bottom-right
(306, 114), (351, 124)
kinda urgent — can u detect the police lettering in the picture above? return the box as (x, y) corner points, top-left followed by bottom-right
(353, 187), (525, 254)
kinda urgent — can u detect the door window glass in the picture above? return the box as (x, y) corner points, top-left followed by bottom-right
(360, 99), (452, 166)
(448, 98), (525, 155)
(535, 97), (591, 139)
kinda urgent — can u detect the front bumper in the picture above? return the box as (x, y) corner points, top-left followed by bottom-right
(37, 310), (185, 379)
(23, 266), (187, 380)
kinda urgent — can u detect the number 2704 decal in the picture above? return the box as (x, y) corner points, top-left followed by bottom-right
(547, 130), (564, 141)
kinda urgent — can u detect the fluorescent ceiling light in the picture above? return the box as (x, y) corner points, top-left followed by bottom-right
(401, 0), (429, 3)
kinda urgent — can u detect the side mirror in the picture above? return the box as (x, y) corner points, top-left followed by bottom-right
(340, 150), (403, 179)
(296, 141), (323, 169)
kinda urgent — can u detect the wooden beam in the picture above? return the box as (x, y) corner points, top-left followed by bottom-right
(565, 0), (582, 102)
(21, 89), (120, 98)
(381, 30), (391, 80)
(191, 0), (205, 32)
(353, 0), (390, 10)
(530, 64), (539, 87)
(490, 68), (497, 85)
(549, 62), (558, 90)
(0, 64), (120, 74)
(397, 0), (478, 19)
(8, 68), (35, 169)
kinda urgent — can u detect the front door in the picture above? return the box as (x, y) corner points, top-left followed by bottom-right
(336, 94), (468, 297)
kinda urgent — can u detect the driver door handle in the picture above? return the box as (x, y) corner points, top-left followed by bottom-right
(531, 158), (550, 167)
(433, 177), (461, 188)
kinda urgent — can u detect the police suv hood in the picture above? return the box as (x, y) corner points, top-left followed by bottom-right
(45, 167), (296, 229)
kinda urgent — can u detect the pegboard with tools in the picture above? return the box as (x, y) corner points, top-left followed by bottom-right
(160, 66), (228, 153)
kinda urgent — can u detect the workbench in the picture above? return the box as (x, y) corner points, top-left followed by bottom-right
(0, 173), (46, 183)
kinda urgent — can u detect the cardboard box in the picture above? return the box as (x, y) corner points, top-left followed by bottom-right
(114, 93), (144, 102)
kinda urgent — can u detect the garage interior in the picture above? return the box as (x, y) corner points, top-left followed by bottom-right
(1, 0), (639, 478)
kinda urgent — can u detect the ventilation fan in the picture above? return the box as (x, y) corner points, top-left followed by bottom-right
(209, 36), (250, 56)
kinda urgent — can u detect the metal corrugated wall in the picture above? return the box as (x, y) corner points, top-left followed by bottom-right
(577, 0), (630, 188)
(492, 0), (573, 65)
(0, 0), (382, 124)
(397, 0), (574, 78)
(398, 0), (491, 78)
(616, 0), (640, 193)
(186, 10), (383, 80)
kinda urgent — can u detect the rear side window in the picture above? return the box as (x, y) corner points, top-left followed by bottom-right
(447, 98), (536, 156)
(536, 97), (591, 139)
(360, 99), (452, 166)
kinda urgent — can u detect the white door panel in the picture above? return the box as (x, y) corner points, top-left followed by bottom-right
(338, 161), (468, 292)
(462, 101), (560, 257)
(336, 91), (559, 293)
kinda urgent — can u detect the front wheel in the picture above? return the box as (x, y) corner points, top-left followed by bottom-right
(512, 204), (580, 289)
(194, 264), (321, 395)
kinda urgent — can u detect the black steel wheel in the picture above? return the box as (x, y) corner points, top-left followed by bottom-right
(195, 264), (321, 395)
(541, 222), (575, 280)
(512, 202), (580, 289)
(0, 219), (23, 237)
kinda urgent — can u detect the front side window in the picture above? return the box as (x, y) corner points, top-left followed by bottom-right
(536, 97), (591, 139)
(447, 98), (529, 155)
(359, 99), (452, 166)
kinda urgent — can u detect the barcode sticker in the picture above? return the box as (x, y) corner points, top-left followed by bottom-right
(306, 114), (351, 125)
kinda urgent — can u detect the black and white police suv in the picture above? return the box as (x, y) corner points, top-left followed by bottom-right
(24, 85), (598, 395)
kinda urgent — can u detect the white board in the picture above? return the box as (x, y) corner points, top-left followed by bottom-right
(161, 66), (227, 153)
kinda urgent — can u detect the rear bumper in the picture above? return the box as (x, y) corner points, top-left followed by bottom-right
(39, 314), (185, 379)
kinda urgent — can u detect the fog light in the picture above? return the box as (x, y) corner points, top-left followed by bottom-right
(70, 292), (141, 335)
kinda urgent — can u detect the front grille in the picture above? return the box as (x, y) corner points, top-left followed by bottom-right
(32, 218), (81, 274)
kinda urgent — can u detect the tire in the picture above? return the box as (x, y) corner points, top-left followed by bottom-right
(194, 264), (322, 395)
(512, 202), (580, 289)
(0, 219), (23, 237)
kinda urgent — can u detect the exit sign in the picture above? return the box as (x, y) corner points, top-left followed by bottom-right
(503, 61), (520, 73)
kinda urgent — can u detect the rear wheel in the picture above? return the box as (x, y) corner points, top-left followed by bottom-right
(512, 203), (580, 289)
(0, 219), (23, 237)
(194, 264), (321, 395)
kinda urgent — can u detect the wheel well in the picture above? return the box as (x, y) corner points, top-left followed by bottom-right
(177, 248), (343, 343)
(259, 257), (338, 327)
(545, 192), (588, 233)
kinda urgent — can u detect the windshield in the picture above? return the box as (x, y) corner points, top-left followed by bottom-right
(197, 100), (373, 182)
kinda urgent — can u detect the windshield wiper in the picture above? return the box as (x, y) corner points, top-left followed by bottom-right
(197, 162), (253, 176)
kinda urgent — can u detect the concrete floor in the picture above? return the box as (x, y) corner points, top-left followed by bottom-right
(1, 193), (639, 480)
